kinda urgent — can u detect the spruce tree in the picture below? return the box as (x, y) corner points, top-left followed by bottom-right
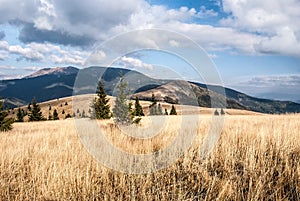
(65, 113), (72, 119)
(220, 108), (225, 115)
(28, 99), (45, 121)
(165, 108), (168, 115)
(92, 81), (111, 119)
(157, 103), (163, 115)
(62, 109), (65, 114)
(48, 112), (53, 120)
(170, 105), (177, 115)
(134, 96), (144, 116)
(214, 109), (219, 116)
(112, 72), (131, 125)
(16, 107), (24, 122)
(0, 99), (14, 131)
(53, 109), (59, 120)
(82, 110), (86, 118)
(149, 93), (158, 115)
(28, 103), (31, 111)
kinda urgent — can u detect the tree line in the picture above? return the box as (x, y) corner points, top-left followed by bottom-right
(91, 72), (178, 125)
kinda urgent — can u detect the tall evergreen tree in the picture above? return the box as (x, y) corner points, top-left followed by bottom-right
(82, 110), (86, 118)
(157, 103), (163, 115)
(134, 96), (144, 116)
(27, 103), (31, 111)
(16, 108), (24, 122)
(91, 81), (111, 119)
(53, 109), (59, 120)
(214, 109), (219, 116)
(28, 99), (45, 121)
(0, 99), (14, 131)
(220, 108), (225, 115)
(170, 105), (177, 115)
(149, 93), (163, 115)
(48, 112), (53, 120)
(112, 72), (131, 125)
(164, 108), (168, 115)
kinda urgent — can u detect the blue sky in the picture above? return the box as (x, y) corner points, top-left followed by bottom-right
(0, 0), (300, 102)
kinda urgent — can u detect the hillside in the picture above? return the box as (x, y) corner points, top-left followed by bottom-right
(1, 66), (300, 114)
(8, 94), (262, 121)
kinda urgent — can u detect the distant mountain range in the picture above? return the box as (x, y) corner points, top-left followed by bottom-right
(1, 66), (300, 114)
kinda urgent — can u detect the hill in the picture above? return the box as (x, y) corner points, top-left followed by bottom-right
(1, 66), (300, 114)
(7, 94), (262, 121)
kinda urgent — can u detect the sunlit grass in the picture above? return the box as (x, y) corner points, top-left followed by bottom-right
(0, 114), (300, 200)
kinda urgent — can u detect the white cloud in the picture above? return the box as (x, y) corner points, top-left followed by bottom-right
(23, 66), (44, 71)
(239, 74), (300, 87)
(0, 0), (299, 60)
(0, 65), (16, 70)
(119, 56), (153, 70)
(0, 40), (88, 65)
(9, 45), (44, 61)
(221, 0), (300, 57)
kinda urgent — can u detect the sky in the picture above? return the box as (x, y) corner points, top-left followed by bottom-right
(0, 0), (300, 102)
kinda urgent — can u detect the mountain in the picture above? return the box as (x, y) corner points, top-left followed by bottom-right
(1, 66), (300, 114)
(25, 66), (79, 78)
(133, 80), (247, 110)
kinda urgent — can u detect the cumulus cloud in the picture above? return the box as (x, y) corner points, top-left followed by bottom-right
(118, 56), (153, 70)
(221, 0), (300, 57)
(0, 40), (88, 65)
(0, 0), (299, 58)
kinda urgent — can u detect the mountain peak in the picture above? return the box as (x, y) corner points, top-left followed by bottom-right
(25, 66), (79, 79)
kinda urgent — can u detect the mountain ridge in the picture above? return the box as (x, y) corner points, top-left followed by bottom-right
(1, 66), (300, 114)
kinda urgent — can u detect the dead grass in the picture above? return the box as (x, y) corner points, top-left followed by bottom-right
(1, 114), (300, 200)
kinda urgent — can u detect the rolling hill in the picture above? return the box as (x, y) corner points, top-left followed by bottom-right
(1, 66), (300, 114)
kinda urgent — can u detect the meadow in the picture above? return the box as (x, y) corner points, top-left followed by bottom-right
(1, 114), (300, 200)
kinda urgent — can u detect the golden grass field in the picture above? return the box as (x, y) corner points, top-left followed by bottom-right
(1, 114), (300, 200)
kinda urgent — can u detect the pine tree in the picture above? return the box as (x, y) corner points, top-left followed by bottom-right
(62, 109), (65, 114)
(170, 105), (177, 115)
(214, 109), (219, 116)
(28, 99), (45, 121)
(220, 108), (225, 115)
(16, 107), (24, 122)
(157, 103), (163, 115)
(0, 99), (14, 131)
(49, 105), (51, 110)
(65, 102), (68, 106)
(149, 93), (158, 115)
(28, 103), (31, 111)
(65, 113), (72, 119)
(134, 97), (144, 116)
(165, 108), (168, 115)
(82, 110), (86, 118)
(112, 72), (131, 125)
(48, 112), (53, 120)
(53, 109), (59, 120)
(91, 81), (111, 119)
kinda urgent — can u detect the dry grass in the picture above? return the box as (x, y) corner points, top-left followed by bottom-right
(1, 114), (300, 200)
(8, 94), (262, 121)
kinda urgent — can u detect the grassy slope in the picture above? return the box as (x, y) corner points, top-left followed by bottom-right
(1, 115), (300, 200)
(7, 94), (262, 121)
